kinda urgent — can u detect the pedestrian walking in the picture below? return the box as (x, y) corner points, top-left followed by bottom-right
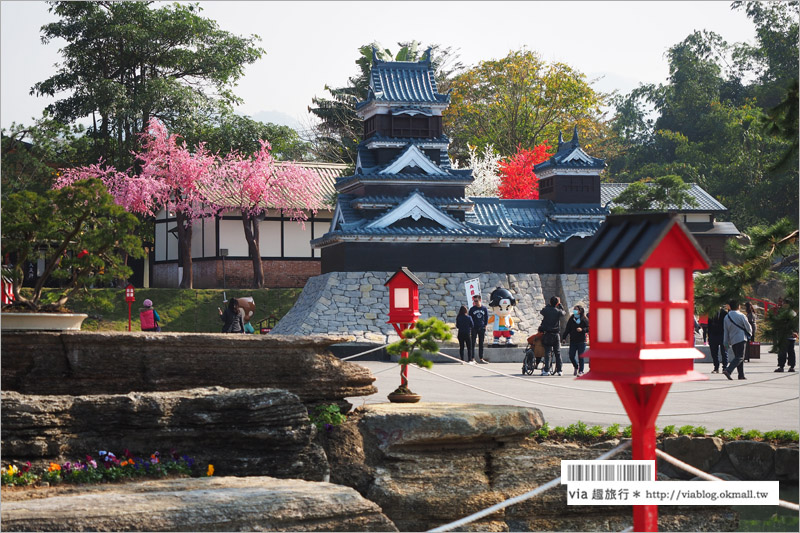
(219, 298), (245, 333)
(469, 295), (489, 364)
(775, 298), (797, 372)
(698, 313), (709, 344)
(139, 298), (161, 332)
(456, 305), (475, 363)
(723, 300), (752, 380)
(539, 296), (566, 376)
(707, 305), (728, 373)
(562, 305), (589, 376)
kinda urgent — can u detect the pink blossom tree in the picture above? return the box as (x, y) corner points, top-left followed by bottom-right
(58, 119), (219, 288)
(215, 141), (322, 287)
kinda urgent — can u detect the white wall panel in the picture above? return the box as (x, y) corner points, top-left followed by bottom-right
(284, 220), (312, 257)
(219, 219), (249, 256)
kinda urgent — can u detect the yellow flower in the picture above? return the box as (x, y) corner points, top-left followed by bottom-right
(48, 463), (61, 472)
(206, 464), (214, 477)
(7, 465), (18, 476)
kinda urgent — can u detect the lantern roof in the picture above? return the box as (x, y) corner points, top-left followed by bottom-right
(385, 266), (423, 287)
(571, 212), (710, 270)
(534, 126), (606, 174)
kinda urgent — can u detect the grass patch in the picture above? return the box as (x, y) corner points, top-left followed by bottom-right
(25, 288), (302, 333)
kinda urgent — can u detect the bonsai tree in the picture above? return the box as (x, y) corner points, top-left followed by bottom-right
(1, 179), (143, 312)
(386, 317), (452, 395)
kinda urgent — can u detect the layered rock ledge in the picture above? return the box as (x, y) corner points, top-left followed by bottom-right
(322, 403), (738, 532)
(1, 332), (376, 405)
(2, 387), (328, 480)
(0, 476), (398, 532)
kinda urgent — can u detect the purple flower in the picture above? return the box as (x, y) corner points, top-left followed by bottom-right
(325, 423), (333, 433)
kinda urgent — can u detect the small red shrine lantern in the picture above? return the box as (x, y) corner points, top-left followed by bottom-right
(573, 213), (710, 533)
(385, 267), (421, 327)
(125, 284), (135, 332)
(385, 267), (423, 395)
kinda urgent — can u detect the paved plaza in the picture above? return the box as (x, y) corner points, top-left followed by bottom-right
(347, 350), (799, 432)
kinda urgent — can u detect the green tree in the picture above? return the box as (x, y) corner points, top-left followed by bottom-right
(610, 175), (698, 213)
(308, 41), (463, 165)
(1, 113), (92, 199)
(174, 107), (312, 161)
(32, 1), (263, 170)
(1, 179), (143, 311)
(443, 49), (606, 161)
(694, 217), (798, 316)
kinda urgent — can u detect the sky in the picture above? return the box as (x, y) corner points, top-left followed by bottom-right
(1, 1), (758, 133)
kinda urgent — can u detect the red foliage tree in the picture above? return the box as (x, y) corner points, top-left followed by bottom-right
(497, 143), (551, 199)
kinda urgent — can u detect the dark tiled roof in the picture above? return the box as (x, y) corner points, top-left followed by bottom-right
(535, 128), (605, 173)
(361, 134), (449, 147)
(600, 183), (727, 212)
(317, 194), (604, 246)
(337, 171), (472, 189)
(351, 194), (473, 209)
(571, 213), (709, 269)
(356, 58), (449, 110)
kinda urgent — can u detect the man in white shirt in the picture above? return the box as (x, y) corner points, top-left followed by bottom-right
(723, 300), (753, 380)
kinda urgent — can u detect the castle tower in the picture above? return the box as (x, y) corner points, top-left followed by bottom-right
(535, 126), (606, 204)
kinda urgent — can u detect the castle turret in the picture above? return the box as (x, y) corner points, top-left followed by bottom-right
(535, 126), (605, 204)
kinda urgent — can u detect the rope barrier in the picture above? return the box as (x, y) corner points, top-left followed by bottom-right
(427, 440), (632, 532)
(657, 396), (800, 416)
(339, 344), (390, 361)
(655, 449), (800, 512)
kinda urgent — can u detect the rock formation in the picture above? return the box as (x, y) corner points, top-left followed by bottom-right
(321, 403), (737, 531)
(2, 387), (328, 481)
(1, 332), (376, 407)
(1, 476), (398, 532)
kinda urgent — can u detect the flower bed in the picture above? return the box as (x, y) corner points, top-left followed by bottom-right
(1, 449), (211, 487)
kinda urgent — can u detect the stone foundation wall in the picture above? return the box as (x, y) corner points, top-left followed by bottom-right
(273, 271), (590, 343)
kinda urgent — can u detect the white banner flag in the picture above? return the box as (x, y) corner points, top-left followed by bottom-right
(465, 278), (481, 306)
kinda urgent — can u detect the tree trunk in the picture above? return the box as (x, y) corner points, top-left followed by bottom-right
(176, 211), (193, 289)
(241, 212), (264, 288)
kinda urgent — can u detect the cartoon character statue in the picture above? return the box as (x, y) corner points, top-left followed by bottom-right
(488, 286), (517, 346)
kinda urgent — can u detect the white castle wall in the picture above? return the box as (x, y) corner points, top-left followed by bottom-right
(272, 271), (590, 343)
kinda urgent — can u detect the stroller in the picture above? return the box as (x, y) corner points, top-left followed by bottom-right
(523, 331), (553, 375)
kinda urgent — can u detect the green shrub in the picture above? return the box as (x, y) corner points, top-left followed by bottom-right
(678, 425), (695, 436)
(622, 425), (632, 438)
(692, 426), (707, 437)
(661, 425), (677, 436)
(553, 426), (566, 437)
(309, 404), (347, 432)
(587, 425), (605, 438)
(605, 423), (621, 437)
(725, 427), (744, 440)
(534, 422), (550, 439)
(713, 428), (725, 438)
(743, 429), (763, 440)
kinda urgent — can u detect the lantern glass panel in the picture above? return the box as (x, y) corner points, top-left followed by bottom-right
(596, 308), (613, 342)
(669, 308), (686, 342)
(597, 269), (613, 301)
(645, 309), (662, 342)
(619, 269), (636, 302)
(669, 268), (685, 301)
(644, 269), (662, 301)
(620, 309), (637, 343)
(394, 288), (410, 308)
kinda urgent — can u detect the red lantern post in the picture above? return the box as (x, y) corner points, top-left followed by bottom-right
(125, 284), (136, 332)
(385, 267), (422, 388)
(573, 214), (710, 532)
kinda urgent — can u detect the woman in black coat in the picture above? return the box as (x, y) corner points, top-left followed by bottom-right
(562, 305), (589, 376)
(456, 305), (475, 363)
(219, 298), (245, 333)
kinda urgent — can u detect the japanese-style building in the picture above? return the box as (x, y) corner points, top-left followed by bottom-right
(310, 52), (738, 275)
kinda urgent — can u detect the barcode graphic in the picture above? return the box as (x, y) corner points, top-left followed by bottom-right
(562, 460), (655, 483)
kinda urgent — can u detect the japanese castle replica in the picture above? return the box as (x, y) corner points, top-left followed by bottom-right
(276, 51), (736, 342)
(312, 51), (610, 273)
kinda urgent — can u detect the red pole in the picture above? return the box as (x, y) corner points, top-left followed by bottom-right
(128, 301), (132, 332)
(613, 382), (671, 532)
(392, 322), (413, 388)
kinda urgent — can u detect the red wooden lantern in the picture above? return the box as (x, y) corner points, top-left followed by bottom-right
(125, 284), (135, 332)
(385, 267), (422, 391)
(385, 267), (421, 326)
(573, 213), (710, 532)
